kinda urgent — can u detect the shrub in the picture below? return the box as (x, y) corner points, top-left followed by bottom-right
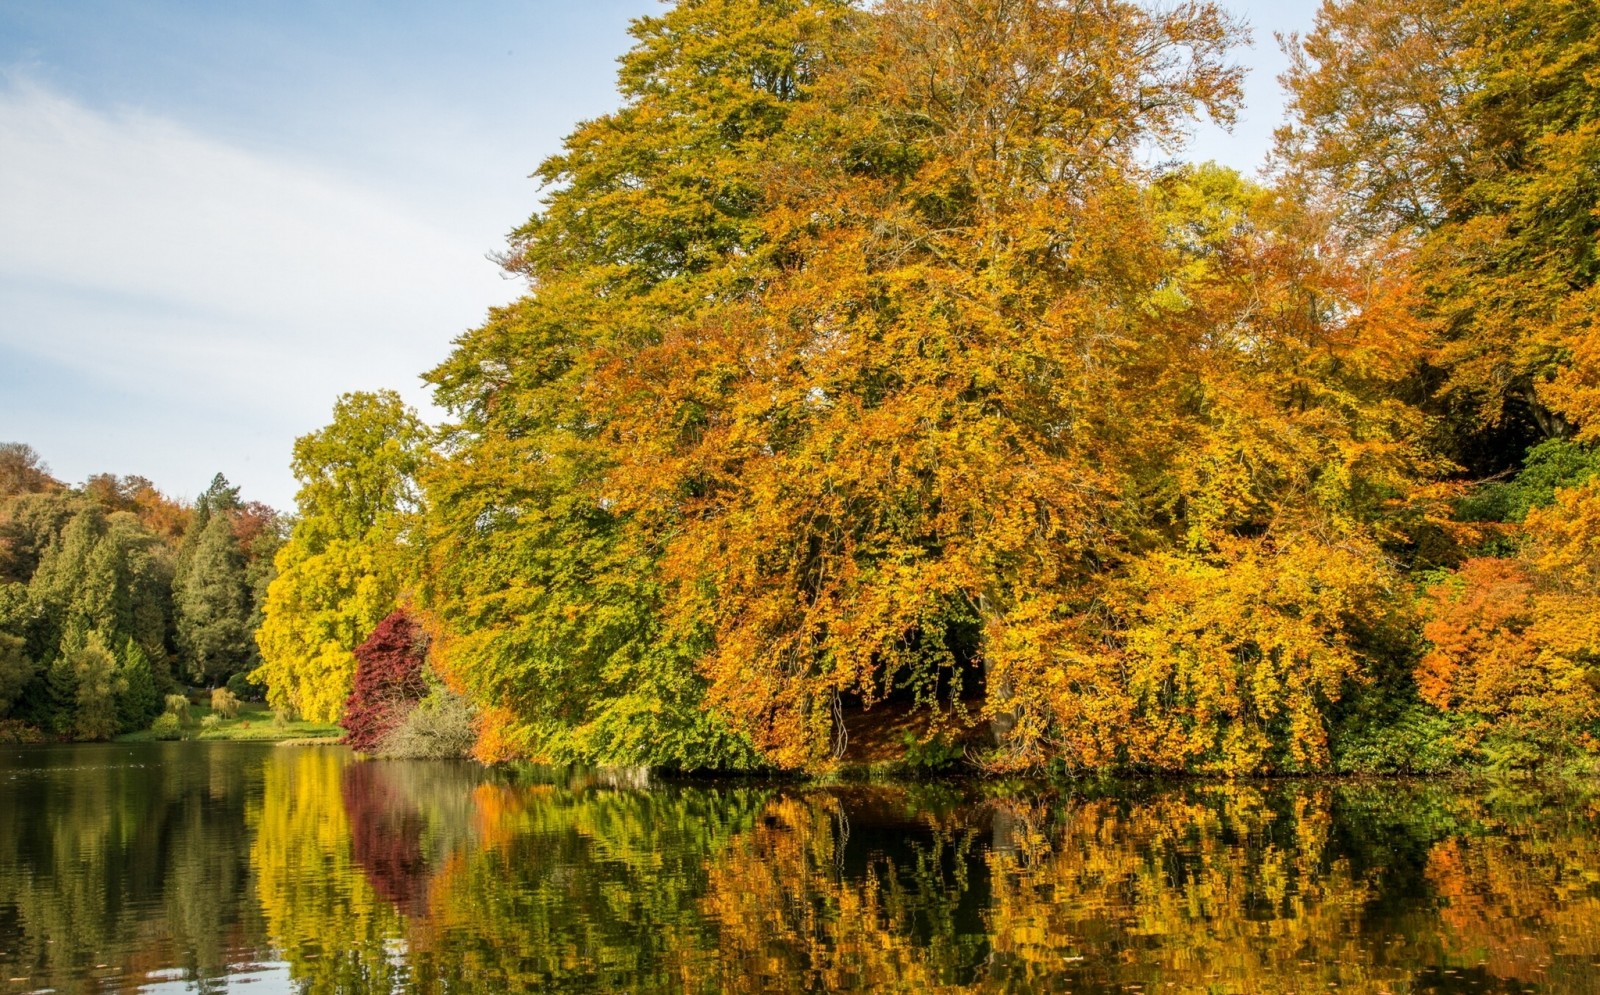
(899, 730), (965, 772)
(342, 609), (429, 752)
(0, 719), (46, 744)
(210, 687), (241, 719)
(1333, 704), (1477, 774)
(225, 671), (264, 701)
(378, 688), (475, 760)
(151, 713), (183, 740)
(272, 707), (292, 729)
(200, 713), (223, 731)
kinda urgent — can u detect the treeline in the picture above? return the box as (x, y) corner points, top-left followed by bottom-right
(245, 0), (1600, 773)
(0, 443), (283, 741)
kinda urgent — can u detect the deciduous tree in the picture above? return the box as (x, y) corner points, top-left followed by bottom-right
(254, 392), (427, 723)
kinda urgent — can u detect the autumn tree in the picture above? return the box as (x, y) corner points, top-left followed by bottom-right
(420, 0), (848, 768)
(1279, 0), (1600, 466)
(0, 443), (60, 499)
(338, 609), (429, 752)
(1419, 479), (1600, 760)
(254, 391), (427, 723)
(410, 0), (1464, 773)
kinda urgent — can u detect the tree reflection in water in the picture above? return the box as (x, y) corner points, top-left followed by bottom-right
(3, 744), (1600, 993)
(314, 760), (1600, 994)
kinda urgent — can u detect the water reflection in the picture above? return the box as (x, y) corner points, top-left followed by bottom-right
(2, 745), (1599, 993)
(0, 743), (267, 993)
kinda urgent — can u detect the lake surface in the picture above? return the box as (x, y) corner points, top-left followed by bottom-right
(1, 744), (1598, 993)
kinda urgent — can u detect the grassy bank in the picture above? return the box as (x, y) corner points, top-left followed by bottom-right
(115, 702), (342, 743)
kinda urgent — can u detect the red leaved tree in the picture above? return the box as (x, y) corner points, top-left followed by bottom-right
(341, 608), (429, 752)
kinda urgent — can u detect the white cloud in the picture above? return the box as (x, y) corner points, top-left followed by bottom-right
(0, 81), (522, 506)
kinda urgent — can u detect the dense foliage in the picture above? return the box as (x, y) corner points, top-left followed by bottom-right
(0, 443), (283, 741)
(252, 391), (426, 724)
(341, 608), (429, 753)
(235, 0), (1600, 773)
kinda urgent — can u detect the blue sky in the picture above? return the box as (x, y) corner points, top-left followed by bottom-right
(0, 0), (1323, 510)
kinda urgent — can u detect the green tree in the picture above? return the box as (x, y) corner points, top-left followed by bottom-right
(27, 508), (171, 668)
(42, 654), (77, 736)
(173, 474), (240, 602)
(71, 633), (123, 741)
(116, 637), (160, 732)
(175, 513), (252, 683)
(253, 391), (427, 723)
(0, 490), (79, 586)
(0, 631), (34, 717)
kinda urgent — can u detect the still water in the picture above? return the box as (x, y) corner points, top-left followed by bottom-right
(1, 743), (1598, 994)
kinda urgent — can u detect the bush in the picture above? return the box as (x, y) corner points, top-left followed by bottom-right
(899, 730), (965, 771)
(378, 688), (475, 760)
(225, 671), (264, 701)
(164, 693), (192, 726)
(151, 713), (183, 741)
(0, 719), (46, 744)
(342, 609), (429, 752)
(272, 707), (292, 729)
(1333, 704), (1477, 774)
(200, 713), (223, 731)
(210, 687), (240, 719)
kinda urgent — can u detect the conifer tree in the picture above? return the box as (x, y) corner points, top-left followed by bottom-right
(71, 632), (122, 741)
(42, 654), (77, 736)
(0, 631), (33, 717)
(116, 636), (160, 732)
(176, 513), (252, 683)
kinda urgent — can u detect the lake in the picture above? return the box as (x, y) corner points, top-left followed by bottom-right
(0, 743), (1597, 993)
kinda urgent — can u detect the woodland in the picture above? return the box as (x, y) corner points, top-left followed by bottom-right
(4, 0), (1599, 775)
(0, 446), (282, 741)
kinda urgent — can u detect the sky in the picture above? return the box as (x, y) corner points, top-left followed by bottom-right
(0, 0), (1324, 511)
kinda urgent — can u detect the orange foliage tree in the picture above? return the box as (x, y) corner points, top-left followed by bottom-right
(1419, 480), (1600, 752)
(422, 0), (1437, 772)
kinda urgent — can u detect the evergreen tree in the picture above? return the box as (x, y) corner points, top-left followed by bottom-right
(26, 507), (171, 667)
(0, 490), (78, 585)
(71, 632), (123, 741)
(176, 513), (252, 683)
(27, 508), (104, 657)
(0, 631), (34, 717)
(116, 636), (159, 732)
(42, 654), (77, 736)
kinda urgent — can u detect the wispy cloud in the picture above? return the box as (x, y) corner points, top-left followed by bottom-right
(0, 81), (519, 505)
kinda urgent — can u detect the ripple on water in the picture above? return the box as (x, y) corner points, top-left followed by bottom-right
(2, 744), (1599, 992)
